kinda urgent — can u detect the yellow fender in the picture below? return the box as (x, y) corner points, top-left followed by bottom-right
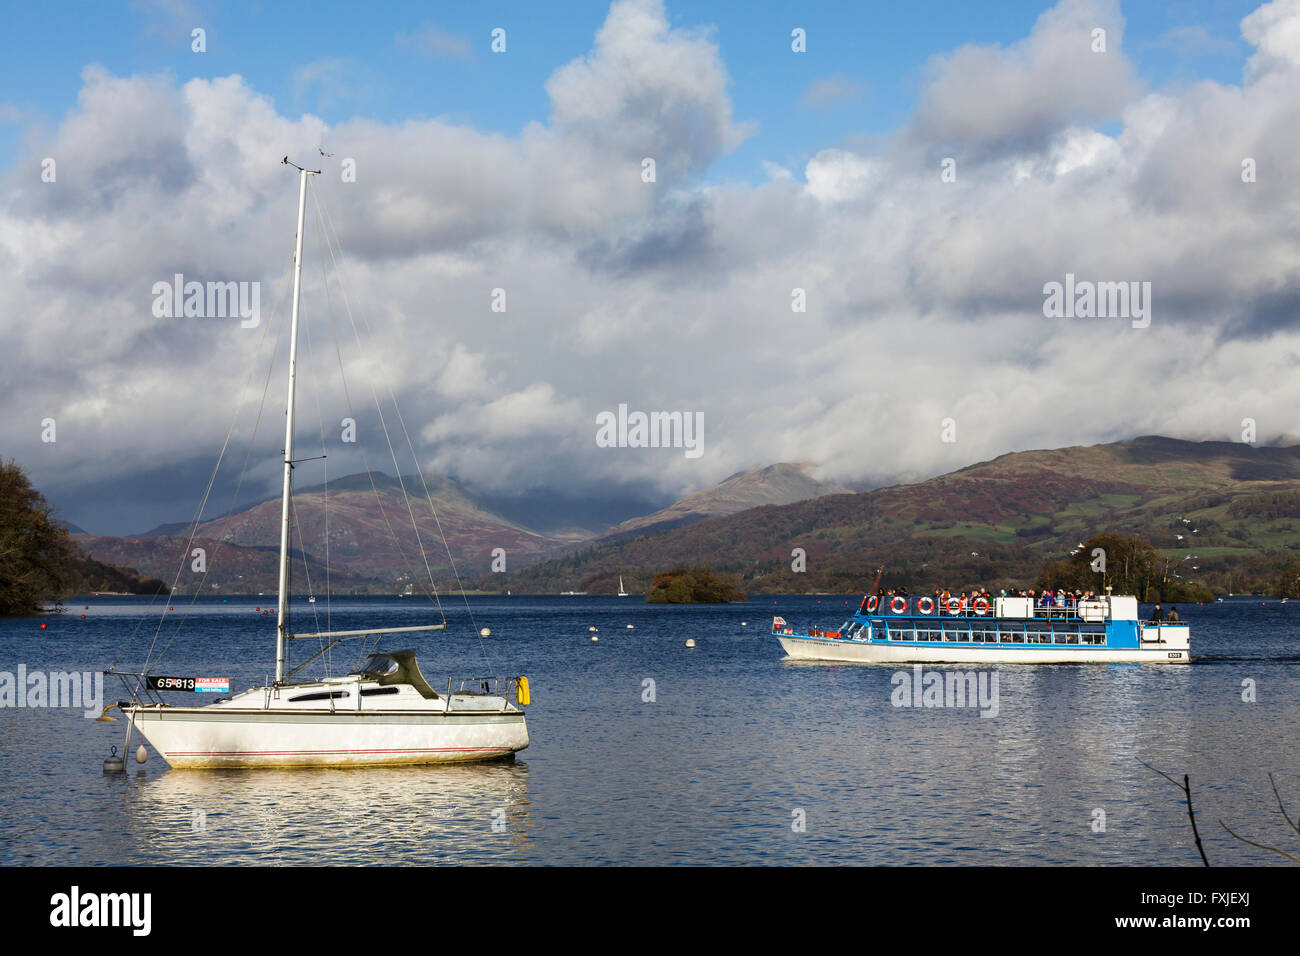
(514, 676), (531, 706)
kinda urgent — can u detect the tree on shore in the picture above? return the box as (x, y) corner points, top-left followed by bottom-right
(646, 565), (746, 603)
(0, 459), (74, 615)
(1035, 532), (1213, 602)
(1269, 557), (1300, 599)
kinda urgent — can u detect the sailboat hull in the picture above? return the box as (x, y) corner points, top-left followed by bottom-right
(128, 707), (529, 769)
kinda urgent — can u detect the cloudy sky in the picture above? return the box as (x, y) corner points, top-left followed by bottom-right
(3, 0), (1299, 534)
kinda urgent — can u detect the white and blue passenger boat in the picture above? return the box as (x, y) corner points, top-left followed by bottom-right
(773, 591), (1190, 664)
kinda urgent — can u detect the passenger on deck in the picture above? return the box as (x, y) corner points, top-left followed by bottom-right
(1167, 606), (1180, 623)
(1152, 604), (1164, 623)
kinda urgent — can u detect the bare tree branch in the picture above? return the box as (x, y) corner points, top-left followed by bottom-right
(1137, 759), (1210, 866)
(1218, 819), (1300, 864)
(1268, 773), (1300, 837)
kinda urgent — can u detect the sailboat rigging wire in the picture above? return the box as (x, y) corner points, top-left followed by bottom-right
(310, 182), (493, 671)
(119, 253), (293, 676)
(292, 271), (332, 675)
(141, 271), (291, 677)
(299, 277), (334, 667)
(308, 182), (445, 610)
(306, 181), (447, 628)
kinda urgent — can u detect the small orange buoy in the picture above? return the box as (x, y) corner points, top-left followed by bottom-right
(81, 615), (86, 620)
(40, 623), (47, 629)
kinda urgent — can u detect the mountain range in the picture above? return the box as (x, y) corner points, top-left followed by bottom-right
(72, 462), (846, 594)
(71, 438), (1300, 596)
(490, 437), (1300, 596)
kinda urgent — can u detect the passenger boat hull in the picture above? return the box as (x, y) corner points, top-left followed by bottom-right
(128, 706), (529, 769)
(777, 633), (1189, 664)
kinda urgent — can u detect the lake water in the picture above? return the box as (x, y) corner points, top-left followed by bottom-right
(1, 594), (1297, 865)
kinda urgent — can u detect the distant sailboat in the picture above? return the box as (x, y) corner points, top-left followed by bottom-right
(618, 575), (629, 597)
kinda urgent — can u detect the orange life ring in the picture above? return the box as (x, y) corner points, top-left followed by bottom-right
(890, 596), (907, 614)
(973, 597), (990, 615)
(946, 598), (962, 615)
(916, 596), (934, 615)
(865, 595), (879, 613)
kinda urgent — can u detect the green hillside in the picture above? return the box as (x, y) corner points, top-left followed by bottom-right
(494, 437), (1300, 596)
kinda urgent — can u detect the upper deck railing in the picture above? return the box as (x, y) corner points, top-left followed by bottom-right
(856, 594), (1102, 621)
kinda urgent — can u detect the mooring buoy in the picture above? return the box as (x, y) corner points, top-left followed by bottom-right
(685, 638), (696, 648)
(103, 747), (125, 773)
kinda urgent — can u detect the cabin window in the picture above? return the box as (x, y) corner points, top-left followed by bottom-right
(1080, 626), (1106, 645)
(289, 690), (350, 703)
(350, 655), (399, 679)
(361, 686), (401, 697)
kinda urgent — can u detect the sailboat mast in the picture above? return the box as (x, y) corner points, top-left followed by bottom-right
(276, 166), (311, 685)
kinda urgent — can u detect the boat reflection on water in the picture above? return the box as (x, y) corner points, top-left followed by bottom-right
(121, 760), (534, 865)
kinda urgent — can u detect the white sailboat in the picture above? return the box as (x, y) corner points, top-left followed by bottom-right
(617, 575), (629, 597)
(109, 160), (529, 769)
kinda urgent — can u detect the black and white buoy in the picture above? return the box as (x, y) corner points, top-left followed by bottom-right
(103, 746), (125, 773)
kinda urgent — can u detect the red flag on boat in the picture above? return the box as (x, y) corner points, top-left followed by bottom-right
(773, 616), (787, 628)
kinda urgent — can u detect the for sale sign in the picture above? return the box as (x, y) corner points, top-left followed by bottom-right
(145, 675), (231, 693)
